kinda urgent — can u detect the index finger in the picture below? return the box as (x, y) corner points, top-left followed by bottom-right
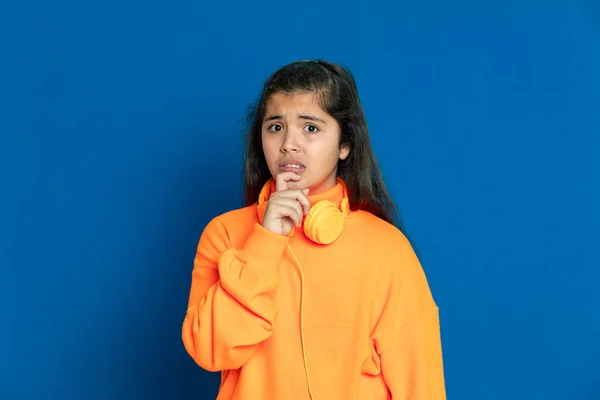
(275, 172), (302, 191)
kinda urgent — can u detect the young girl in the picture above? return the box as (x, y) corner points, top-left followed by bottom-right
(182, 60), (446, 399)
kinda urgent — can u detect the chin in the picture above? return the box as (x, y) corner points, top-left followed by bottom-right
(287, 180), (306, 190)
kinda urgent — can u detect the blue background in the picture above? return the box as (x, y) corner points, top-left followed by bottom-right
(2, 0), (599, 399)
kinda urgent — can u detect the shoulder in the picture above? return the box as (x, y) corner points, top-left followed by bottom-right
(214, 203), (259, 227)
(346, 210), (413, 255)
(349, 211), (435, 306)
(198, 203), (259, 249)
(346, 210), (425, 280)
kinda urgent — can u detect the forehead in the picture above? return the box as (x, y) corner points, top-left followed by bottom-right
(264, 92), (325, 115)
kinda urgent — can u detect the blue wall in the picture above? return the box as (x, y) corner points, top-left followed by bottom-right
(2, 0), (599, 399)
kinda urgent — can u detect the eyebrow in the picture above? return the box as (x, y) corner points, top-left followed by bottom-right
(263, 114), (327, 125)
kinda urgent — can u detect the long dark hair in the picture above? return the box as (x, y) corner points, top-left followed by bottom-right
(242, 59), (411, 239)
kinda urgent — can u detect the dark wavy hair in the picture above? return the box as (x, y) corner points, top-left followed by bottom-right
(241, 59), (410, 238)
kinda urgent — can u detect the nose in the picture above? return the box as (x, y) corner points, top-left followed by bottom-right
(280, 130), (299, 153)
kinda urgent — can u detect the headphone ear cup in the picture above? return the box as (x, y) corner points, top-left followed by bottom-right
(303, 201), (345, 245)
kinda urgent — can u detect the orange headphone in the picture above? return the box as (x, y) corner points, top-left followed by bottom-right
(257, 178), (350, 245)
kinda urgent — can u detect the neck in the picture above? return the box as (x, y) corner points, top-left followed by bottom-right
(306, 178), (345, 205)
(306, 175), (338, 196)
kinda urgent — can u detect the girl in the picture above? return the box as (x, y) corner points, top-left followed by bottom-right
(182, 60), (446, 399)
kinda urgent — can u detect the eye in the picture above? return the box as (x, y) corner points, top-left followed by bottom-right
(304, 124), (319, 134)
(268, 124), (283, 132)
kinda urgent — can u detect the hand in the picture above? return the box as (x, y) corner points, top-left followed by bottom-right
(262, 172), (311, 236)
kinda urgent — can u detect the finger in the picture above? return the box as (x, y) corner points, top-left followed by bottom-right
(275, 204), (303, 227)
(275, 172), (302, 191)
(301, 188), (311, 214)
(276, 189), (311, 215)
(272, 197), (304, 221)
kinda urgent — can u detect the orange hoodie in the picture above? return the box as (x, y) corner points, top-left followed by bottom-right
(182, 179), (446, 399)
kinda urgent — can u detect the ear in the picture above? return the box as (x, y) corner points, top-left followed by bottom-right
(339, 144), (350, 161)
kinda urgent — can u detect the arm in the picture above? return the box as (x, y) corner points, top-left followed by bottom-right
(181, 217), (289, 372)
(373, 237), (447, 399)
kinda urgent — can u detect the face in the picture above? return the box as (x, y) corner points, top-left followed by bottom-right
(261, 92), (350, 194)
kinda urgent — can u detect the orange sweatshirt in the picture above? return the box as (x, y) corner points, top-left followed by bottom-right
(182, 179), (446, 399)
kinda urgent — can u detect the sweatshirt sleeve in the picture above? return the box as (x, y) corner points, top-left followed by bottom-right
(181, 217), (290, 372)
(373, 235), (447, 399)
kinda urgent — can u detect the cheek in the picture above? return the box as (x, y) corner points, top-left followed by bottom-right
(262, 136), (278, 163)
(318, 143), (341, 163)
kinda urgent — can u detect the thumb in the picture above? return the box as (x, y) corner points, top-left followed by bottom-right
(302, 188), (310, 195)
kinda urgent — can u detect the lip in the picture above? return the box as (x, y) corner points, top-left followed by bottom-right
(279, 158), (306, 167)
(279, 159), (306, 173)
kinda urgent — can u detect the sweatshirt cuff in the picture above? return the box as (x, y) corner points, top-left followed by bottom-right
(238, 223), (290, 267)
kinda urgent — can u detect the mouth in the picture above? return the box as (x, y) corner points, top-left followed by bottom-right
(279, 161), (306, 173)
